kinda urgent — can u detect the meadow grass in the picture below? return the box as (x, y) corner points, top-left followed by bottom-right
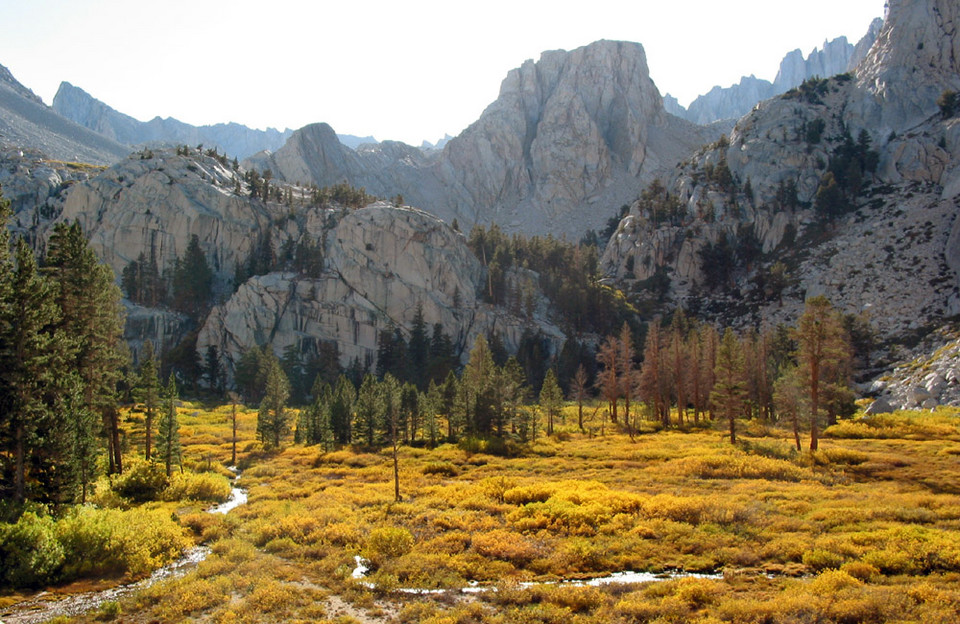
(53, 404), (960, 622)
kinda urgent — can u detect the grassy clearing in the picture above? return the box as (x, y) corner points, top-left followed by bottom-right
(38, 405), (960, 622)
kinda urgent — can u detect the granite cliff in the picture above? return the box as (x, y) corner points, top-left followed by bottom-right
(51, 148), (564, 373)
(253, 40), (713, 238)
(600, 0), (960, 371)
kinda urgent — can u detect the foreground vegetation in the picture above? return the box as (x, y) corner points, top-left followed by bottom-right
(4, 400), (958, 623)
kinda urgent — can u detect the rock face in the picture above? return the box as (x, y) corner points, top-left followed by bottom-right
(600, 0), (960, 354)
(253, 41), (712, 238)
(53, 82), (294, 159)
(856, 0), (960, 132)
(0, 64), (130, 166)
(197, 204), (566, 378)
(668, 21), (883, 126)
(868, 330), (960, 410)
(57, 150), (273, 299)
(50, 151), (565, 374)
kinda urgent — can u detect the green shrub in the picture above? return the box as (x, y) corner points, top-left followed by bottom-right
(0, 511), (65, 588)
(112, 460), (170, 502)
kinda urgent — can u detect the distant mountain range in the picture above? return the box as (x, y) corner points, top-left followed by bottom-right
(664, 18), (883, 125)
(51, 82), (378, 158)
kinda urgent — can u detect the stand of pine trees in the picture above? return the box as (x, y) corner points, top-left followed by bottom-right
(0, 187), (128, 508)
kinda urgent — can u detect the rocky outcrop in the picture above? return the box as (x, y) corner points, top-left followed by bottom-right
(867, 329), (960, 410)
(667, 22), (882, 126)
(252, 41), (712, 238)
(198, 204), (565, 376)
(855, 0), (960, 132)
(0, 65), (130, 166)
(53, 82), (294, 159)
(56, 150), (275, 299)
(601, 0), (960, 352)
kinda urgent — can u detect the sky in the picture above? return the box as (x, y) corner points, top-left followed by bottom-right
(0, 0), (886, 146)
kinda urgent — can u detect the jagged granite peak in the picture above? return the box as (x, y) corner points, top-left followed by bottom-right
(0, 66), (130, 166)
(684, 76), (776, 126)
(669, 23), (882, 126)
(52, 81), (294, 159)
(773, 37), (855, 90)
(856, 0), (960, 130)
(442, 40), (659, 213)
(436, 40), (710, 235)
(254, 40), (710, 237)
(850, 17), (886, 70)
(0, 64), (44, 106)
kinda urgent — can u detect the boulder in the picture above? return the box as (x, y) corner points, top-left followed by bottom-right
(864, 397), (895, 414)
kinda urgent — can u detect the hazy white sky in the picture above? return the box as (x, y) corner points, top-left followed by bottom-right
(0, 0), (885, 146)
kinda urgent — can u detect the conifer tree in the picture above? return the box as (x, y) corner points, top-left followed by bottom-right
(45, 221), (127, 474)
(135, 340), (161, 460)
(539, 369), (563, 436)
(407, 304), (429, 389)
(330, 375), (356, 445)
(639, 319), (669, 427)
(462, 334), (496, 435)
(157, 373), (182, 477)
(0, 237), (68, 502)
(257, 353), (291, 450)
(712, 328), (747, 445)
(355, 374), (385, 447)
(796, 296), (850, 450)
(571, 364), (589, 431)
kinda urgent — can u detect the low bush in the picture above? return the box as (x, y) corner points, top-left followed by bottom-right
(111, 460), (169, 502)
(164, 471), (232, 503)
(0, 511), (64, 588)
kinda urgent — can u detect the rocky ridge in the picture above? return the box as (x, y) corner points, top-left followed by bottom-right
(668, 19), (883, 126)
(865, 328), (960, 411)
(600, 0), (960, 357)
(0, 65), (130, 167)
(252, 40), (714, 238)
(50, 149), (564, 373)
(52, 82), (294, 160)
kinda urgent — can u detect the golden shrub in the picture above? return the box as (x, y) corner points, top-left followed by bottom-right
(365, 526), (415, 565)
(471, 529), (539, 564)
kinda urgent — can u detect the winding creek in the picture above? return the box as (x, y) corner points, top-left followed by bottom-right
(0, 474), (247, 624)
(350, 556), (725, 595)
(3, 473), (726, 623)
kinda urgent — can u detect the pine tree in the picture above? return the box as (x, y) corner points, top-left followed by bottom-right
(539, 369), (563, 436)
(711, 328), (747, 445)
(135, 340), (161, 460)
(330, 375), (356, 445)
(157, 373), (182, 477)
(171, 234), (213, 318)
(796, 296), (850, 451)
(462, 334), (496, 435)
(0, 237), (69, 502)
(203, 344), (224, 397)
(639, 319), (669, 427)
(407, 304), (429, 389)
(571, 364), (589, 431)
(45, 221), (127, 475)
(355, 374), (384, 447)
(257, 353), (291, 450)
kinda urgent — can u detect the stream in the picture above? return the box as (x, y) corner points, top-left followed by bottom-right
(0, 474), (247, 624)
(350, 556), (725, 595)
